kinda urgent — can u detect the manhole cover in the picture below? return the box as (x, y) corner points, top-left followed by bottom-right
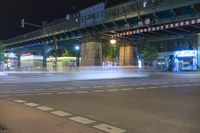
(0, 123), (7, 131)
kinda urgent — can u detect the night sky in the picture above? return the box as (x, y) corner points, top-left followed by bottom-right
(0, 0), (127, 40)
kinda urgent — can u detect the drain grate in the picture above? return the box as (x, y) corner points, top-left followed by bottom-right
(0, 123), (7, 131)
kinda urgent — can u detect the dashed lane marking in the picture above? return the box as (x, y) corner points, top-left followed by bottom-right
(129, 84), (137, 86)
(94, 124), (127, 133)
(16, 94), (33, 96)
(50, 88), (62, 90)
(65, 87), (76, 90)
(121, 88), (132, 91)
(160, 86), (169, 88)
(182, 84), (192, 86)
(118, 85), (128, 87)
(135, 87), (146, 90)
(148, 87), (159, 89)
(51, 111), (71, 117)
(92, 86), (104, 88)
(38, 93), (53, 95)
(13, 100), (27, 103)
(106, 85), (116, 88)
(107, 89), (119, 92)
(69, 116), (96, 125)
(24, 102), (39, 107)
(36, 106), (54, 111)
(150, 83), (160, 85)
(33, 89), (46, 91)
(193, 84), (200, 86)
(79, 87), (90, 89)
(171, 85), (181, 87)
(0, 95), (10, 97)
(92, 90), (105, 93)
(57, 92), (71, 94)
(75, 91), (88, 94)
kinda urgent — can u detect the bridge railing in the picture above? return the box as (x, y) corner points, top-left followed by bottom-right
(4, 0), (196, 46)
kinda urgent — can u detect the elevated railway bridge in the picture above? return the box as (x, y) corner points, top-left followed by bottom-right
(2, 0), (200, 67)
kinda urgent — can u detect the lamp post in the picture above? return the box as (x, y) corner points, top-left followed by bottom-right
(75, 45), (80, 67)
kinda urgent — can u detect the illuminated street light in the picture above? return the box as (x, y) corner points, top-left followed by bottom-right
(75, 46), (80, 50)
(110, 39), (117, 45)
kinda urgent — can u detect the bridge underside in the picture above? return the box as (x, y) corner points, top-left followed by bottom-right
(3, 0), (200, 67)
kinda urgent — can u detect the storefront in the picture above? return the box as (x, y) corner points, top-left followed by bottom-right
(20, 53), (43, 70)
(158, 50), (197, 71)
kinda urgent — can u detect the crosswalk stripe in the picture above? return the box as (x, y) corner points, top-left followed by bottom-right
(24, 102), (39, 107)
(13, 100), (27, 103)
(94, 124), (126, 133)
(36, 106), (54, 111)
(69, 116), (96, 124)
(51, 111), (71, 117)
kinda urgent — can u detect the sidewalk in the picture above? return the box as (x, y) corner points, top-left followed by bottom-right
(0, 99), (102, 133)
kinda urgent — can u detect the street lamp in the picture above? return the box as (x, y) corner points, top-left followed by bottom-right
(75, 46), (80, 51)
(110, 39), (117, 45)
(75, 45), (80, 67)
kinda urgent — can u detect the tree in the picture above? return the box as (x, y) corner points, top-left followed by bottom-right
(102, 43), (119, 62)
(142, 44), (158, 66)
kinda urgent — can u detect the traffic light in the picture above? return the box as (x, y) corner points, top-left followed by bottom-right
(21, 19), (25, 28)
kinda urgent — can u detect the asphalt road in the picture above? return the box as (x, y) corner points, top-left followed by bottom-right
(0, 72), (200, 133)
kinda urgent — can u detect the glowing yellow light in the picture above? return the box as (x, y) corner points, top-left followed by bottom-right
(110, 39), (117, 44)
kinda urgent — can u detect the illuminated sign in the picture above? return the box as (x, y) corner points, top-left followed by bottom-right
(175, 50), (197, 57)
(20, 55), (43, 60)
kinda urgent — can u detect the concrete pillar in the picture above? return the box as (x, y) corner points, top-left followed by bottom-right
(120, 42), (136, 66)
(197, 33), (200, 67)
(43, 44), (48, 68)
(81, 40), (102, 66)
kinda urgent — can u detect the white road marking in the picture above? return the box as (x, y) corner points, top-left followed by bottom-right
(193, 84), (200, 86)
(161, 82), (168, 84)
(42, 85), (51, 87)
(118, 85), (128, 87)
(38, 93), (53, 95)
(51, 111), (71, 117)
(135, 87), (146, 90)
(50, 88), (62, 91)
(129, 84), (137, 86)
(93, 86), (104, 88)
(149, 87), (158, 89)
(160, 86), (169, 88)
(33, 89), (45, 91)
(24, 102), (39, 107)
(36, 106), (54, 111)
(122, 88), (132, 91)
(69, 116), (96, 124)
(94, 124), (126, 133)
(75, 91), (88, 94)
(57, 92), (71, 94)
(16, 94), (33, 96)
(150, 83), (160, 85)
(79, 87), (90, 89)
(92, 90), (105, 93)
(107, 89), (119, 92)
(13, 100), (27, 103)
(65, 87), (76, 90)
(0, 95), (10, 97)
(106, 85), (116, 88)
(182, 84), (192, 86)
(171, 85), (181, 87)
